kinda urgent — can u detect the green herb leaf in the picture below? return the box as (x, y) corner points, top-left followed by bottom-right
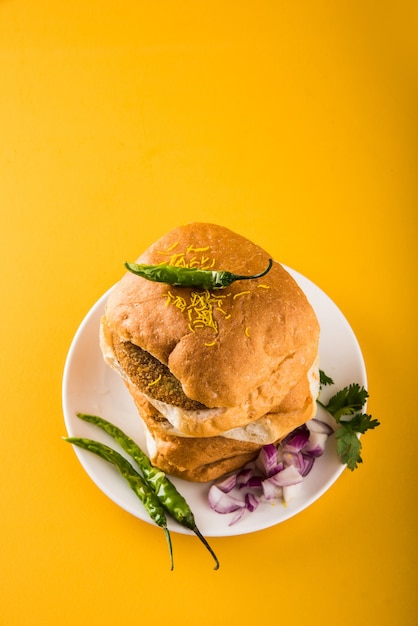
(334, 414), (380, 470)
(335, 427), (363, 470)
(316, 373), (379, 470)
(323, 383), (369, 421)
(345, 412), (380, 434)
(319, 369), (334, 388)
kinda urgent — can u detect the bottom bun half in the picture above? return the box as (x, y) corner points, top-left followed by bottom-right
(125, 375), (318, 482)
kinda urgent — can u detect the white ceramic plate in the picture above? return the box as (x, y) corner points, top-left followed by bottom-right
(62, 267), (367, 537)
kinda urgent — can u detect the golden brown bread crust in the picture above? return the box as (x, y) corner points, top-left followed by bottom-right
(127, 379), (317, 482)
(104, 222), (319, 416)
(133, 392), (261, 482)
(100, 223), (320, 481)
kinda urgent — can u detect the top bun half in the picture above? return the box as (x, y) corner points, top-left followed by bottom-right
(103, 223), (320, 418)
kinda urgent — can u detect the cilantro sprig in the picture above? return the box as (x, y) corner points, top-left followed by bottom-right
(318, 371), (380, 470)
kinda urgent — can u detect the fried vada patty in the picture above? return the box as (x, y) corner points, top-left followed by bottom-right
(111, 335), (207, 411)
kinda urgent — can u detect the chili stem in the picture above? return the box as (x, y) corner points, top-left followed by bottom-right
(229, 258), (273, 281)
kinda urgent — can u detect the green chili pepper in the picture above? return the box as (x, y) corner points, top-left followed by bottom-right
(64, 436), (174, 570)
(124, 258), (273, 289)
(76, 413), (220, 570)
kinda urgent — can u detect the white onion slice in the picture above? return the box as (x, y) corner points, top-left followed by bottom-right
(208, 485), (245, 514)
(215, 474), (237, 493)
(304, 431), (328, 457)
(283, 482), (303, 504)
(267, 464), (303, 488)
(307, 418), (334, 436)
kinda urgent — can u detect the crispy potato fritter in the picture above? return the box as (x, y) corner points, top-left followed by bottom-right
(112, 336), (207, 411)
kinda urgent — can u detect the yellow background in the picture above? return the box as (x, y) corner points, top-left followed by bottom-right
(1, 2), (416, 625)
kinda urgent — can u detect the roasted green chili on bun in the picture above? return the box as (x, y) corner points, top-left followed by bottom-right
(124, 258), (273, 289)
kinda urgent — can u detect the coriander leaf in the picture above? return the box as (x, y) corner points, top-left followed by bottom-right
(316, 378), (379, 470)
(319, 370), (334, 388)
(335, 427), (363, 470)
(347, 413), (380, 434)
(324, 384), (369, 421)
(335, 415), (380, 470)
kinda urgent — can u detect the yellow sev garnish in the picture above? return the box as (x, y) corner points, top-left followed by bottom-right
(161, 241), (179, 253)
(164, 289), (229, 335)
(233, 290), (251, 299)
(159, 243), (261, 345)
(158, 243), (215, 271)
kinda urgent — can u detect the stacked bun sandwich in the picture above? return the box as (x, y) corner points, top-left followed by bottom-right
(100, 223), (320, 482)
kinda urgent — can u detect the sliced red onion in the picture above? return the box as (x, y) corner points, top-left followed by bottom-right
(281, 424), (310, 452)
(283, 450), (302, 469)
(208, 484), (246, 514)
(229, 506), (247, 526)
(307, 418), (334, 436)
(245, 492), (259, 512)
(262, 478), (283, 501)
(304, 431), (328, 457)
(268, 464), (303, 487)
(300, 453), (315, 476)
(283, 450), (315, 477)
(208, 416), (333, 523)
(283, 482), (303, 504)
(215, 473), (237, 493)
(256, 443), (280, 477)
(236, 467), (254, 487)
(246, 475), (264, 488)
